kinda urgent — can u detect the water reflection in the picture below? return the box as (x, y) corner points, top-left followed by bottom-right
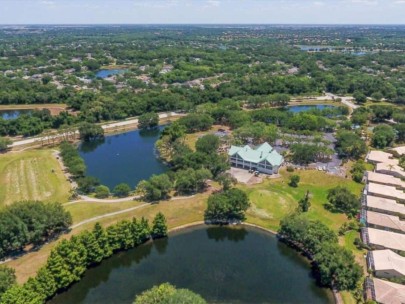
(50, 226), (332, 304)
(206, 226), (248, 242)
(79, 138), (106, 153)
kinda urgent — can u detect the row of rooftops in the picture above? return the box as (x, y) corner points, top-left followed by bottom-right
(366, 150), (405, 179)
(364, 148), (405, 304)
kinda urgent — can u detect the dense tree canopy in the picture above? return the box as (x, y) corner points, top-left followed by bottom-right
(326, 186), (360, 218)
(204, 188), (250, 223)
(335, 131), (367, 159)
(133, 283), (206, 304)
(372, 124), (396, 149)
(138, 112), (159, 130)
(0, 201), (71, 259)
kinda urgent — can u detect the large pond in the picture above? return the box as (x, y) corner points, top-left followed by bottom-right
(96, 69), (127, 79)
(0, 109), (32, 120)
(49, 225), (333, 304)
(78, 127), (167, 189)
(287, 104), (335, 113)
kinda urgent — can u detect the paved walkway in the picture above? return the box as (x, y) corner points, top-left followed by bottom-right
(10, 112), (180, 148)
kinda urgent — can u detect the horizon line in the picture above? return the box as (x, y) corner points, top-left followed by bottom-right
(1, 23), (405, 26)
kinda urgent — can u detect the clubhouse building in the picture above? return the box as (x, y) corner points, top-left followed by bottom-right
(228, 142), (284, 175)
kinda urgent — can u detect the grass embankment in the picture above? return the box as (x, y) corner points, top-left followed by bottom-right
(7, 194), (208, 284)
(6, 168), (364, 287)
(0, 149), (71, 207)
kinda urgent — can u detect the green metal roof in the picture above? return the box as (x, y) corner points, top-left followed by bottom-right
(228, 143), (284, 167)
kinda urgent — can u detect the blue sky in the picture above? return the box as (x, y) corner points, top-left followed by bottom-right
(1, 0), (405, 24)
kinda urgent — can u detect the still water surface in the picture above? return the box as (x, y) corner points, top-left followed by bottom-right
(287, 104), (335, 113)
(78, 127), (167, 189)
(0, 109), (32, 120)
(50, 225), (333, 304)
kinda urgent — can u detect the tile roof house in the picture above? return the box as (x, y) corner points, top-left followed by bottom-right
(375, 163), (405, 179)
(390, 146), (405, 156)
(368, 250), (405, 279)
(366, 151), (398, 165)
(362, 228), (405, 253)
(228, 142), (284, 175)
(365, 211), (405, 234)
(370, 278), (405, 304)
(366, 171), (405, 190)
(364, 195), (405, 217)
(367, 183), (405, 202)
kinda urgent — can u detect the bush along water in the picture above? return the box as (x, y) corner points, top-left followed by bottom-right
(0, 213), (168, 304)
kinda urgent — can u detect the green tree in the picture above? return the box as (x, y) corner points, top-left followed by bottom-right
(350, 161), (366, 183)
(78, 122), (104, 142)
(394, 123), (405, 143)
(335, 131), (367, 159)
(138, 174), (173, 201)
(327, 186), (359, 218)
(95, 185), (110, 198)
(113, 183), (131, 197)
(133, 283), (206, 304)
(289, 175), (300, 187)
(353, 91), (367, 104)
(278, 214), (338, 256)
(297, 191), (311, 212)
(92, 222), (112, 258)
(0, 137), (11, 152)
(314, 244), (363, 291)
(151, 212), (168, 239)
(0, 266), (16, 297)
(77, 176), (100, 193)
(372, 124), (396, 148)
(0, 284), (43, 304)
(78, 230), (104, 265)
(205, 189), (250, 223)
(195, 134), (220, 154)
(138, 112), (159, 130)
(216, 172), (237, 191)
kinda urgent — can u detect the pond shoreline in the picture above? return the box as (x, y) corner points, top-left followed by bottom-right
(50, 222), (334, 304)
(168, 221), (340, 304)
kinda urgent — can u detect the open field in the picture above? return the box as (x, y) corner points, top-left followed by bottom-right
(65, 200), (145, 224)
(241, 169), (363, 232)
(0, 149), (71, 206)
(0, 103), (67, 116)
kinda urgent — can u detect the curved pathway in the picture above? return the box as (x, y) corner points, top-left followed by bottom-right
(70, 203), (149, 229)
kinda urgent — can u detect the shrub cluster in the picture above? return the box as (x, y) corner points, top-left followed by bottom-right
(278, 213), (362, 291)
(0, 201), (71, 259)
(59, 141), (86, 177)
(0, 213), (167, 304)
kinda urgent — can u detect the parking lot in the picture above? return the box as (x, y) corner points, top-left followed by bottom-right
(228, 167), (263, 184)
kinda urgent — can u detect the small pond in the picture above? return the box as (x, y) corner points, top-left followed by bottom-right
(0, 109), (32, 120)
(96, 69), (128, 79)
(78, 126), (167, 189)
(287, 104), (335, 113)
(49, 225), (333, 304)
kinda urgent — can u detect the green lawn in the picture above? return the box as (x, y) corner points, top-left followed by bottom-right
(65, 200), (144, 224)
(241, 169), (363, 232)
(0, 149), (71, 207)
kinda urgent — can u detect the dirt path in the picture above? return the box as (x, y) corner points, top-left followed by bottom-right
(70, 203), (150, 229)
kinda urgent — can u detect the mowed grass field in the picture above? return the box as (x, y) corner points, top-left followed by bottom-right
(242, 169), (363, 232)
(0, 149), (71, 206)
